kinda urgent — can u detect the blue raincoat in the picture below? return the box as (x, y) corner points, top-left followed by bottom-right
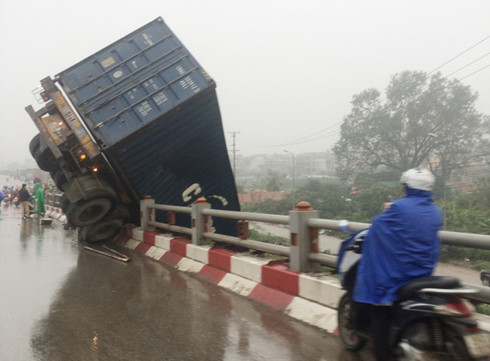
(353, 187), (442, 305)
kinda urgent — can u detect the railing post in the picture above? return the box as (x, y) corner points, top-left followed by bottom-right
(289, 201), (319, 272)
(191, 197), (211, 245)
(140, 195), (155, 231)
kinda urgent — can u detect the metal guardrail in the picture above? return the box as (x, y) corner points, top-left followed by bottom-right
(140, 197), (490, 304)
(44, 191), (63, 208)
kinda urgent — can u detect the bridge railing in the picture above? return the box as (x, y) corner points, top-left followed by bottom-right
(44, 191), (63, 208)
(138, 196), (490, 304)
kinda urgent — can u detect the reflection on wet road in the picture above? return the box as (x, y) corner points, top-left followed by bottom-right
(0, 205), (370, 361)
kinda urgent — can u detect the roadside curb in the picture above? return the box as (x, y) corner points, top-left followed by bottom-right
(112, 225), (342, 333)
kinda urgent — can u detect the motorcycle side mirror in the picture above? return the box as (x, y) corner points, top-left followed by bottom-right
(339, 220), (349, 233)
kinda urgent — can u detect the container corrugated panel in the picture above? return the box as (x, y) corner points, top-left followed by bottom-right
(107, 88), (240, 236)
(58, 17), (240, 236)
(57, 17), (213, 149)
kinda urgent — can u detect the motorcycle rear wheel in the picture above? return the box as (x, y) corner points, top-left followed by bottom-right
(445, 330), (475, 361)
(397, 321), (476, 361)
(337, 293), (366, 351)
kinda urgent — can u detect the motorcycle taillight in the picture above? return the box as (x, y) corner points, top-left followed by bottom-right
(434, 300), (473, 317)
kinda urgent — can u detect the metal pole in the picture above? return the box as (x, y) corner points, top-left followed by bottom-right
(292, 153), (295, 209)
(140, 196), (155, 231)
(191, 197), (211, 245)
(289, 201), (319, 272)
(283, 150), (295, 209)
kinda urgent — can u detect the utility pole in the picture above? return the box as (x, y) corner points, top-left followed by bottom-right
(283, 150), (295, 209)
(229, 131), (239, 175)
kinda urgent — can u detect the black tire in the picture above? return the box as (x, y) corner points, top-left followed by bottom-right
(337, 293), (366, 351)
(36, 148), (57, 172)
(51, 170), (67, 191)
(79, 219), (123, 243)
(110, 204), (130, 220)
(30, 134), (57, 172)
(60, 193), (70, 214)
(65, 197), (113, 227)
(445, 329), (473, 361)
(29, 134), (41, 158)
(63, 176), (118, 221)
(482, 277), (489, 287)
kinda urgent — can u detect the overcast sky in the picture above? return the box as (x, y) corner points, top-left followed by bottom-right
(0, 0), (489, 167)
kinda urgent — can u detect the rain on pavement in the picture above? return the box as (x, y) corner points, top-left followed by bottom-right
(0, 204), (372, 361)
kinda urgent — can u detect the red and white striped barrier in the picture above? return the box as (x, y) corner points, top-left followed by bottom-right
(114, 225), (343, 333)
(45, 205), (67, 223)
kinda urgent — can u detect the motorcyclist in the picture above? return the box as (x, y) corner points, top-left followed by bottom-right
(353, 168), (442, 361)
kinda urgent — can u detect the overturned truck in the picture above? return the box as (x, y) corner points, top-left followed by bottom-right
(26, 17), (240, 242)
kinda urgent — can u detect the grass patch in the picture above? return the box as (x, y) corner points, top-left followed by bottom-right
(476, 304), (490, 316)
(248, 229), (287, 244)
(472, 262), (490, 271)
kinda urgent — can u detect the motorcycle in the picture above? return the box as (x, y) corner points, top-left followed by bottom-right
(336, 230), (490, 360)
(12, 195), (20, 207)
(2, 193), (12, 207)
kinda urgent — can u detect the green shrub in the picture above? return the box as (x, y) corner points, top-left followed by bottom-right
(472, 262), (490, 271)
(440, 246), (490, 263)
(248, 229), (286, 244)
(476, 304), (490, 316)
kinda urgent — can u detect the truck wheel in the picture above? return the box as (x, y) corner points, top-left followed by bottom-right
(483, 277), (490, 287)
(110, 204), (130, 220)
(65, 197), (113, 227)
(36, 147), (57, 172)
(50, 170), (67, 191)
(60, 193), (70, 213)
(29, 134), (41, 158)
(80, 219), (123, 243)
(30, 134), (56, 172)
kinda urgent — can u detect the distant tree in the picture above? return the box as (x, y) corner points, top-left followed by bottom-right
(264, 172), (281, 191)
(333, 70), (489, 195)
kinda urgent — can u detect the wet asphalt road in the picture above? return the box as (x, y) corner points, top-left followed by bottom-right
(0, 204), (372, 361)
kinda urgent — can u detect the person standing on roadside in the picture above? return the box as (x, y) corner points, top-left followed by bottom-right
(19, 184), (31, 219)
(34, 183), (45, 216)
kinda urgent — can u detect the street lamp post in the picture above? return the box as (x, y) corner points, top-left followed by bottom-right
(283, 150), (295, 209)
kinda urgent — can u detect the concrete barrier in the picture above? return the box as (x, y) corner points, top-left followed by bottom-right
(113, 225), (342, 333)
(44, 204), (67, 224)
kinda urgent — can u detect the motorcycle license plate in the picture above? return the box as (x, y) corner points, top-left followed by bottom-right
(464, 332), (490, 358)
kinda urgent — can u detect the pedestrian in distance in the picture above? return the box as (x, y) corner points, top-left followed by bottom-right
(33, 183), (45, 217)
(19, 184), (31, 219)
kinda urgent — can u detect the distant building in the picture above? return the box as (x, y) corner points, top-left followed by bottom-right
(238, 190), (287, 203)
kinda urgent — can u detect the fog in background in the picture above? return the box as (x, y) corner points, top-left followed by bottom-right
(0, 0), (489, 168)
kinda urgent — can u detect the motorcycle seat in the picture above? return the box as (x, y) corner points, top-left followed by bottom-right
(397, 276), (461, 300)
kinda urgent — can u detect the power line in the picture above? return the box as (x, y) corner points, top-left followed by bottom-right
(428, 35), (490, 74)
(271, 122), (343, 147)
(458, 63), (490, 81)
(268, 35), (490, 149)
(286, 58), (490, 146)
(446, 51), (490, 77)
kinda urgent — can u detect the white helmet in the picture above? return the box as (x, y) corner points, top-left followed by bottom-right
(400, 168), (435, 191)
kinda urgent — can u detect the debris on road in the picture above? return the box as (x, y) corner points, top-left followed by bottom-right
(84, 245), (130, 262)
(40, 218), (53, 225)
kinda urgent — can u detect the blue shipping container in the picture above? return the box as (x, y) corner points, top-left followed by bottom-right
(56, 17), (240, 236)
(58, 17), (213, 149)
